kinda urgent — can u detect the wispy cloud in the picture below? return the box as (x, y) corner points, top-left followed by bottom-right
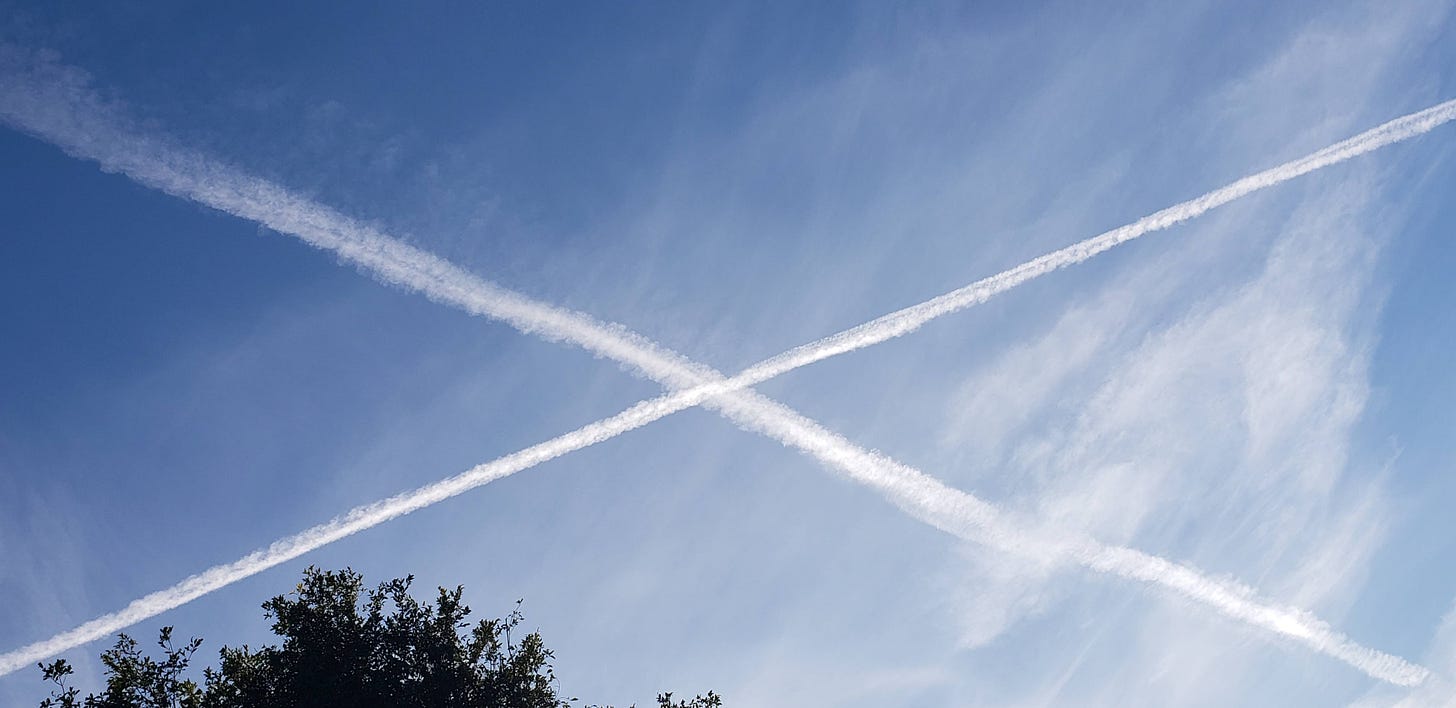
(935, 173), (1408, 704)
(0, 42), (1443, 685)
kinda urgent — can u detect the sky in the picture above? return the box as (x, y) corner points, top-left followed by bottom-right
(2, 1), (1456, 705)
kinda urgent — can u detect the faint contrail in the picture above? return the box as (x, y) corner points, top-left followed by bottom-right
(0, 47), (1444, 685)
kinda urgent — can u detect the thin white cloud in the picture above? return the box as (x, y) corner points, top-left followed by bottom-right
(0, 44), (1443, 686)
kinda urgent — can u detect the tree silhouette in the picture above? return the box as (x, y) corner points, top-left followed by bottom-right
(39, 567), (717, 708)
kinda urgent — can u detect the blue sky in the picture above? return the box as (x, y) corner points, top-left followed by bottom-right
(3, 1), (1456, 705)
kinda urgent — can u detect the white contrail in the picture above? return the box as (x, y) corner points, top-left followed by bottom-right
(0, 47), (1444, 685)
(673, 94), (1456, 395)
(0, 46), (709, 392)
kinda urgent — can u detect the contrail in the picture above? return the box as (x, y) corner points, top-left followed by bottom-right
(663, 94), (1456, 397)
(0, 47), (1444, 685)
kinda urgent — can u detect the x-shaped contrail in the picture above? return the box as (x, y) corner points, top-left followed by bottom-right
(1, 45), (1450, 687)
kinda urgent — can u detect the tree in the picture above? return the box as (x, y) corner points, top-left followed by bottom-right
(39, 567), (716, 708)
(648, 692), (722, 708)
(40, 627), (202, 708)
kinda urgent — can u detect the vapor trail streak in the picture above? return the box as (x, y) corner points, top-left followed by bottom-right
(666, 95), (1456, 398)
(0, 48), (1444, 686)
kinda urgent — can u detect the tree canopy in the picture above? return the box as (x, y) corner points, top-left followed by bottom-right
(38, 567), (718, 708)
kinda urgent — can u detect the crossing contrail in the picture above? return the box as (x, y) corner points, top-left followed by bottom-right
(0, 46), (1445, 686)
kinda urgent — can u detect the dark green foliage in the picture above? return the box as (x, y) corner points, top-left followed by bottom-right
(39, 567), (716, 708)
(200, 568), (563, 708)
(650, 691), (722, 708)
(40, 627), (202, 708)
